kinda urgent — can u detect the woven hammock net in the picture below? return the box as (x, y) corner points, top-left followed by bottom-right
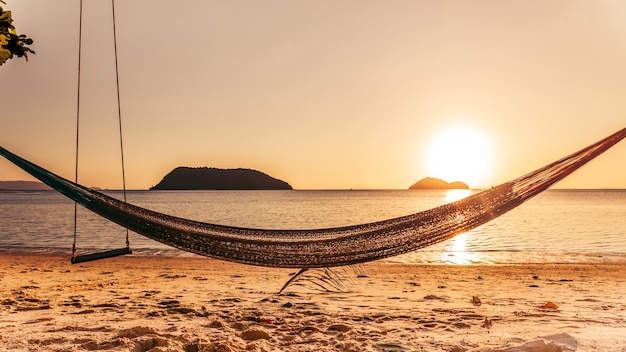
(1, 127), (625, 268)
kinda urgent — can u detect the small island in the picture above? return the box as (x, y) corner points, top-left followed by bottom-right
(409, 177), (469, 190)
(150, 167), (292, 190)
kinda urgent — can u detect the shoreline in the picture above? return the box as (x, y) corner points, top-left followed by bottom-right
(2, 247), (626, 265)
(1, 254), (625, 351)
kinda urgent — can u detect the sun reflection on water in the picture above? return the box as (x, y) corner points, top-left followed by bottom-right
(441, 189), (481, 264)
(441, 233), (481, 264)
(444, 189), (473, 203)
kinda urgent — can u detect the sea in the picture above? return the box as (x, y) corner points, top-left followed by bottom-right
(1, 189), (625, 265)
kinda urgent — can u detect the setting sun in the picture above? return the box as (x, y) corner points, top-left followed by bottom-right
(423, 126), (494, 188)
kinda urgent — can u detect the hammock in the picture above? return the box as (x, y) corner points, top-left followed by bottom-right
(1, 127), (625, 268)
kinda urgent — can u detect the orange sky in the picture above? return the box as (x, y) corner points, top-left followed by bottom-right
(1, 1), (625, 190)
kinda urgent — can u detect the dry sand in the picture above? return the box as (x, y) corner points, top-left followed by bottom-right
(0, 253), (625, 351)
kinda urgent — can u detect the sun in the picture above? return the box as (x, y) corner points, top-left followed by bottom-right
(423, 126), (494, 187)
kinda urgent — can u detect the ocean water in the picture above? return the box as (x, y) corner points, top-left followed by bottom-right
(1, 189), (625, 264)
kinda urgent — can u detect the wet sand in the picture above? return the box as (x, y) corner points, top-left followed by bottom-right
(1, 254), (625, 351)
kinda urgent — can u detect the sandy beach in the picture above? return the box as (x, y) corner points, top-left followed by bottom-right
(0, 253), (624, 351)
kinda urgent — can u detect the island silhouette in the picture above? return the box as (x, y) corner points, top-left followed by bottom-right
(409, 177), (469, 190)
(150, 167), (292, 190)
(2, 175), (466, 191)
(0, 180), (51, 191)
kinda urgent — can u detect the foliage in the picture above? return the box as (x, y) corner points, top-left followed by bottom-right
(0, 3), (35, 66)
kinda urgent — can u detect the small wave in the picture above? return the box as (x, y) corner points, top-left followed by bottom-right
(0, 246), (194, 258)
(2, 246), (625, 265)
(387, 250), (626, 265)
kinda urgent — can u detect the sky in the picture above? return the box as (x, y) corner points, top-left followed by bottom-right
(1, 0), (625, 190)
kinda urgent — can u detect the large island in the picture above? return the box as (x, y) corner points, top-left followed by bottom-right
(409, 177), (469, 190)
(150, 167), (292, 190)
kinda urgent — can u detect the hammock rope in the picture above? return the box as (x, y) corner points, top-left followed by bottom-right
(71, 0), (84, 260)
(110, 0), (130, 250)
(1, 127), (625, 268)
(71, 0), (131, 263)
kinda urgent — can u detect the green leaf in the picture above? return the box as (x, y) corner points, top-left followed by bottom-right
(0, 47), (11, 66)
(0, 5), (34, 65)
